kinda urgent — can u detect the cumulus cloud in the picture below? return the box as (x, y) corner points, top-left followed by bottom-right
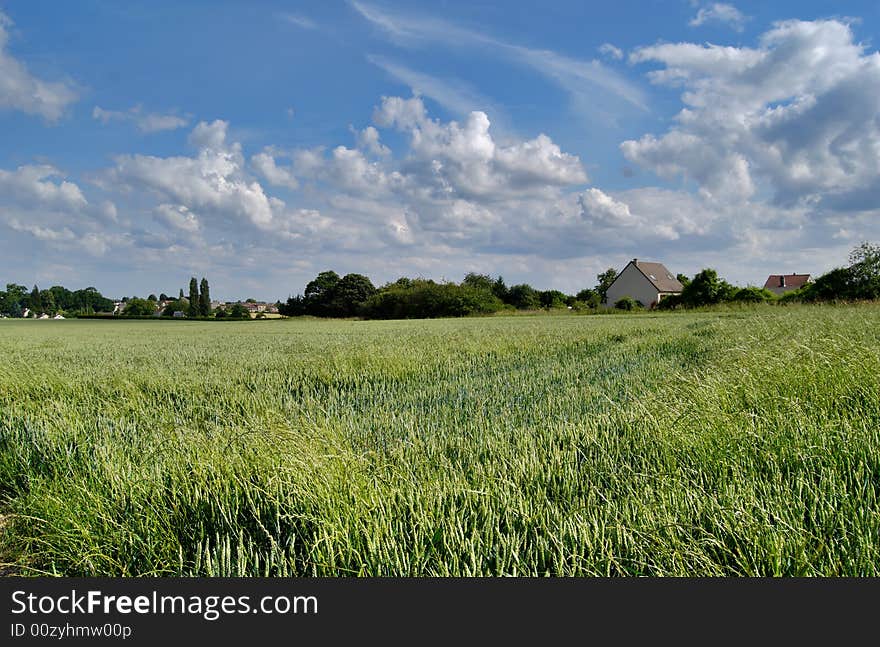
(251, 150), (300, 189)
(353, 125), (391, 157)
(154, 204), (200, 232)
(625, 19), (880, 208)
(0, 165), (88, 210)
(109, 120), (279, 229)
(373, 95), (587, 199)
(689, 3), (748, 32)
(0, 11), (77, 121)
(93, 105), (189, 133)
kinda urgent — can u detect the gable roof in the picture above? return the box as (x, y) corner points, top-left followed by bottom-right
(763, 274), (811, 290)
(605, 259), (684, 297)
(630, 260), (684, 293)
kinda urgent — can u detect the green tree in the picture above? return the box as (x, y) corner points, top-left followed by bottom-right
(462, 273), (495, 293)
(123, 297), (157, 316)
(279, 295), (305, 316)
(304, 270), (341, 316)
(72, 287), (114, 314)
(199, 278), (211, 316)
(188, 277), (199, 317)
(575, 288), (601, 309)
(228, 303), (250, 319)
(596, 268), (618, 303)
(161, 299), (189, 316)
(676, 273), (691, 288)
(847, 241), (880, 299)
(539, 290), (568, 309)
(507, 284), (541, 310)
(29, 285), (43, 314)
(680, 269), (735, 307)
(492, 276), (509, 302)
(40, 289), (57, 315)
(331, 273), (376, 317)
(148, 294), (158, 302)
(2, 284), (27, 316)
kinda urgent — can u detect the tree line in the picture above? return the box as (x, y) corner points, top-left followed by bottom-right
(4, 242), (876, 320)
(278, 269), (621, 319)
(280, 242), (879, 319)
(655, 242), (880, 310)
(0, 276), (255, 320)
(0, 284), (115, 317)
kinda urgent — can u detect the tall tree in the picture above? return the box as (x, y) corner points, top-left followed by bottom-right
(29, 284), (43, 314)
(331, 273), (376, 316)
(847, 241), (880, 299)
(596, 268), (618, 303)
(304, 270), (341, 316)
(188, 277), (199, 317)
(41, 289), (57, 315)
(199, 278), (211, 316)
(179, 288), (185, 300)
(492, 276), (509, 302)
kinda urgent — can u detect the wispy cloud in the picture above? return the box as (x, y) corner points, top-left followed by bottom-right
(93, 105), (189, 133)
(599, 43), (624, 60)
(367, 55), (505, 123)
(689, 3), (748, 32)
(0, 10), (78, 121)
(350, 1), (647, 117)
(280, 13), (318, 30)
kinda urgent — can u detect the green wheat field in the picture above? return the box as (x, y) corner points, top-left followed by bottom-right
(1, 305), (878, 576)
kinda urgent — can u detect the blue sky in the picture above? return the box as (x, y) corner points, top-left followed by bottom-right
(2, 0), (880, 299)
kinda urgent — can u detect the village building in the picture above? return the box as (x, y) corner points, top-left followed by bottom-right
(762, 273), (811, 296)
(604, 259), (684, 309)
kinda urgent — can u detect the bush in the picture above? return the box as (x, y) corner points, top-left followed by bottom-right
(656, 293), (683, 310)
(362, 279), (505, 319)
(614, 296), (642, 311)
(732, 286), (777, 303)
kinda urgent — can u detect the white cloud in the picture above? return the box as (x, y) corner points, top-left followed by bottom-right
(0, 164), (87, 210)
(599, 43), (623, 60)
(625, 20), (880, 209)
(251, 150), (300, 189)
(93, 105), (189, 133)
(373, 96), (587, 198)
(109, 120), (278, 229)
(353, 125), (390, 157)
(154, 204), (200, 232)
(0, 11), (77, 121)
(689, 3), (748, 32)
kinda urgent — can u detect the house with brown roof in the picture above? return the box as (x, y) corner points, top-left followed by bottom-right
(604, 259), (684, 309)
(762, 273), (811, 296)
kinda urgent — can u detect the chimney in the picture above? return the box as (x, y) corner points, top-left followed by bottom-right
(633, 258), (638, 263)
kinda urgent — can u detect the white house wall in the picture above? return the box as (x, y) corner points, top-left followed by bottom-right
(605, 264), (659, 308)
